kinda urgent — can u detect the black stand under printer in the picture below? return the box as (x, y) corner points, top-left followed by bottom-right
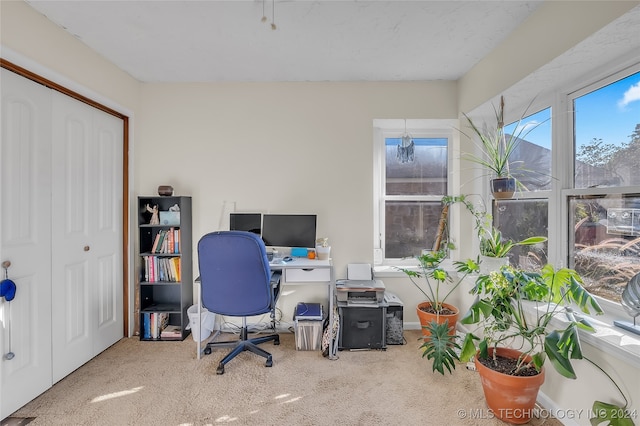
(336, 278), (387, 350)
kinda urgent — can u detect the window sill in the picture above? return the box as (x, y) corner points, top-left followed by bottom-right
(575, 314), (640, 369)
(529, 302), (640, 369)
(373, 259), (456, 277)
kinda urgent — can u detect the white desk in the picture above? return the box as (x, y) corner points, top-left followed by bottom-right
(270, 257), (338, 360)
(196, 257), (338, 360)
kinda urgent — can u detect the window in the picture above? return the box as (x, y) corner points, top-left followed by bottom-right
(493, 198), (549, 269)
(569, 193), (640, 303)
(373, 120), (456, 262)
(503, 107), (552, 192)
(566, 67), (640, 305)
(574, 71), (640, 189)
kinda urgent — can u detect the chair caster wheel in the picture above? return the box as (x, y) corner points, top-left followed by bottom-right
(274, 337), (280, 346)
(204, 347), (212, 355)
(216, 364), (225, 375)
(265, 356), (273, 367)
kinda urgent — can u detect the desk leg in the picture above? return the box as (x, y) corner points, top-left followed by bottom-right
(196, 280), (201, 360)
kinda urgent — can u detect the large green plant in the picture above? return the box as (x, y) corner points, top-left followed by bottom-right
(398, 250), (478, 314)
(398, 250), (479, 375)
(459, 265), (634, 425)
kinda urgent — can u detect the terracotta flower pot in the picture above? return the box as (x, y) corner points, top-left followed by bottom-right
(474, 347), (545, 424)
(416, 301), (458, 337)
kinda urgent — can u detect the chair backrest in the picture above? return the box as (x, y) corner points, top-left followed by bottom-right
(198, 231), (273, 317)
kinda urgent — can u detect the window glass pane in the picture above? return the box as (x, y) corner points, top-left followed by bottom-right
(503, 108), (552, 191)
(574, 71), (640, 188)
(569, 194), (640, 303)
(385, 201), (443, 258)
(385, 138), (447, 196)
(493, 199), (548, 269)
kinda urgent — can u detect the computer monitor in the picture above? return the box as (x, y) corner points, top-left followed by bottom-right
(261, 214), (317, 249)
(229, 213), (262, 235)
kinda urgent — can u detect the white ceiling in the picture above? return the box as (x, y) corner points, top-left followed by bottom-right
(25, 0), (545, 83)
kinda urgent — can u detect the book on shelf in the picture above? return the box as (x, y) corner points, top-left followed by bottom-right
(166, 228), (174, 254)
(151, 233), (161, 253)
(155, 230), (167, 254)
(160, 325), (182, 339)
(147, 311), (169, 339)
(142, 312), (152, 339)
(174, 228), (180, 253)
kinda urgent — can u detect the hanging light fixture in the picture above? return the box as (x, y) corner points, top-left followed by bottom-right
(397, 119), (415, 164)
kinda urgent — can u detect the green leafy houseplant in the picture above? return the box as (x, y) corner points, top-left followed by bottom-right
(478, 225), (547, 258)
(398, 250), (479, 374)
(459, 264), (635, 425)
(444, 194), (547, 259)
(460, 96), (548, 198)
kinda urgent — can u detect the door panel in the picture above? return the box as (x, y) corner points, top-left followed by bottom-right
(0, 69), (53, 419)
(50, 92), (123, 382)
(91, 112), (123, 354)
(51, 93), (94, 382)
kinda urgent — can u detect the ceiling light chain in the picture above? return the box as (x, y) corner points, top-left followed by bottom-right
(261, 0), (277, 30)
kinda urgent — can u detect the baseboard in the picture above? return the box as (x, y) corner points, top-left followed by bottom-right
(536, 391), (579, 426)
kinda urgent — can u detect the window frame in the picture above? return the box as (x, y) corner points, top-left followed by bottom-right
(560, 62), (640, 311)
(373, 119), (459, 266)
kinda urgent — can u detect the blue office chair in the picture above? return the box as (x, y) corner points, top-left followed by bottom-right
(198, 231), (280, 374)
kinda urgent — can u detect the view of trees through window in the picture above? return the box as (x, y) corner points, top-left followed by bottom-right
(575, 71), (640, 189)
(569, 70), (640, 303)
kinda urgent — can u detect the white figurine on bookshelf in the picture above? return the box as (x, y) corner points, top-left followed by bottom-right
(146, 204), (160, 225)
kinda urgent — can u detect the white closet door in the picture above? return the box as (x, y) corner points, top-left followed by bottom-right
(90, 106), (124, 355)
(0, 69), (54, 419)
(51, 92), (123, 382)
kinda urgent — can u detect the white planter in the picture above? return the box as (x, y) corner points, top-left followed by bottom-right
(479, 255), (509, 274)
(316, 245), (331, 260)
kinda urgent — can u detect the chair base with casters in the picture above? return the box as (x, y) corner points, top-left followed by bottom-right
(203, 317), (280, 375)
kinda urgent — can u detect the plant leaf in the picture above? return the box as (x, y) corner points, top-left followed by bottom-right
(420, 320), (460, 375)
(590, 401), (635, 426)
(544, 331), (577, 379)
(459, 333), (479, 362)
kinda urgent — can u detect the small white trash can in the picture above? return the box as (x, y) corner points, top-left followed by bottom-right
(186, 305), (216, 342)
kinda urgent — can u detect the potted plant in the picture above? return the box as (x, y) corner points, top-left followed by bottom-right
(461, 96), (544, 199)
(458, 264), (634, 424)
(448, 194), (547, 272)
(398, 250), (479, 374)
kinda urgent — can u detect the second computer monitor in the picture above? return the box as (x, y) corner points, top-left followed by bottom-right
(262, 214), (317, 249)
(229, 213), (262, 235)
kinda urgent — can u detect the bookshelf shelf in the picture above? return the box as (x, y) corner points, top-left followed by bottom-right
(137, 196), (193, 341)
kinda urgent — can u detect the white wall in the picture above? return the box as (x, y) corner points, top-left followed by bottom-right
(136, 81), (457, 318)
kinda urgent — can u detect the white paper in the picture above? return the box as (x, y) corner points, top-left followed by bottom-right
(347, 263), (372, 280)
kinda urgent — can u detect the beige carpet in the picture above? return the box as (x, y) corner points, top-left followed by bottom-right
(8, 330), (560, 425)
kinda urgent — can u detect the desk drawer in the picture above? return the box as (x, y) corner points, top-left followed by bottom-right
(285, 268), (330, 282)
